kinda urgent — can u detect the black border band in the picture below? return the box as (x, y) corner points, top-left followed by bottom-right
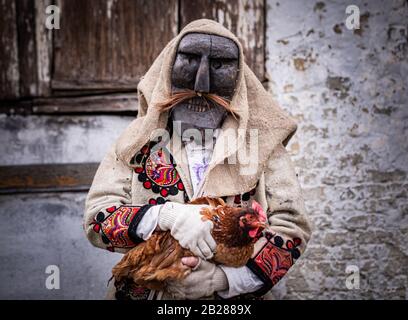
(127, 204), (155, 244)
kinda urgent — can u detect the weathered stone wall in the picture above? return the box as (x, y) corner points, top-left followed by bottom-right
(0, 0), (407, 299)
(265, 0), (408, 299)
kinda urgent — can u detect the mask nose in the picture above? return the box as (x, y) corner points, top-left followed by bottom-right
(194, 56), (210, 93)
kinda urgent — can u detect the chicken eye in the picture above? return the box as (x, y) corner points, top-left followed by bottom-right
(212, 215), (220, 223)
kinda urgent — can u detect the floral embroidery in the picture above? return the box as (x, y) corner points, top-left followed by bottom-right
(90, 206), (140, 251)
(133, 142), (185, 198)
(254, 233), (302, 286)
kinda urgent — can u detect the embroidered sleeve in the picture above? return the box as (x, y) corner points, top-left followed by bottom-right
(245, 144), (311, 297)
(246, 232), (303, 296)
(89, 204), (152, 252)
(84, 143), (180, 254)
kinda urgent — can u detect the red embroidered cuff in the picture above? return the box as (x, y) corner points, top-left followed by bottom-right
(90, 205), (153, 252)
(246, 232), (302, 296)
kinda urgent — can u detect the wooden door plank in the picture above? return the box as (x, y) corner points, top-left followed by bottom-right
(0, 163), (99, 194)
(16, 0), (38, 97)
(31, 93), (138, 113)
(52, 0), (178, 91)
(34, 0), (53, 97)
(12, 0), (52, 98)
(0, 93), (139, 115)
(0, 0), (20, 99)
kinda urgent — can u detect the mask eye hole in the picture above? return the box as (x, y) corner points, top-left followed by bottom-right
(212, 60), (222, 69)
(179, 52), (199, 64)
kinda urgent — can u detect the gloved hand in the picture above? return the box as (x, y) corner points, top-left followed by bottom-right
(166, 259), (228, 299)
(157, 202), (216, 259)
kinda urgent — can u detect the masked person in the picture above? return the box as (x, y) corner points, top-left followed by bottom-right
(84, 19), (311, 300)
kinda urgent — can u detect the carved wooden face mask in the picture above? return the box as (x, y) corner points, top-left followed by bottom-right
(170, 33), (239, 137)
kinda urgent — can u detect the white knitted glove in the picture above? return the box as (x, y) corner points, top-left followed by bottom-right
(157, 202), (216, 259)
(166, 259), (228, 299)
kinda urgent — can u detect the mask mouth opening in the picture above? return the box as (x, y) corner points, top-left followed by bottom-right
(186, 97), (211, 112)
(156, 89), (237, 120)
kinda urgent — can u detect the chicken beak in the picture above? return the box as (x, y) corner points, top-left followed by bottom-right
(249, 221), (267, 239)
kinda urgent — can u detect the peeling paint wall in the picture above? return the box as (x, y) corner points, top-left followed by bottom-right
(0, 193), (122, 299)
(265, 0), (408, 299)
(0, 116), (131, 299)
(0, 0), (407, 299)
(0, 115), (133, 165)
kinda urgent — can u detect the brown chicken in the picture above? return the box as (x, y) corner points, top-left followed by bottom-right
(112, 197), (267, 291)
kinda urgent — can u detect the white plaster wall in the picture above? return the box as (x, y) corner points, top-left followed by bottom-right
(265, 0), (408, 299)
